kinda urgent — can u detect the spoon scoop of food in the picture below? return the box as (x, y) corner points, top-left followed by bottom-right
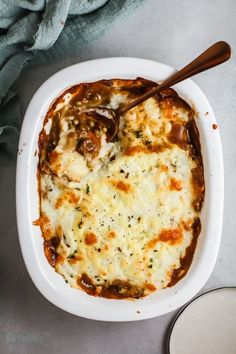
(91, 41), (231, 141)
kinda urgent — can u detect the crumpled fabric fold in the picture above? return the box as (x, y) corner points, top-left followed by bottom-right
(0, 0), (144, 159)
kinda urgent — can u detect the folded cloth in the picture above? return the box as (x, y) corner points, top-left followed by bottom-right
(0, 0), (144, 159)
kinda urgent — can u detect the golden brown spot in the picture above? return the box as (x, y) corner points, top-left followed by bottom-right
(124, 145), (148, 156)
(170, 178), (182, 191)
(55, 191), (80, 209)
(149, 143), (171, 154)
(55, 254), (64, 265)
(112, 180), (131, 193)
(56, 225), (63, 238)
(108, 231), (116, 239)
(49, 150), (60, 164)
(160, 98), (179, 120)
(159, 227), (183, 245)
(68, 192), (80, 204)
(161, 165), (169, 172)
(33, 214), (50, 227)
(212, 124), (218, 130)
(69, 254), (83, 265)
(145, 283), (157, 292)
(164, 108), (174, 120)
(147, 237), (159, 249)
(33, 214), (53, 240)
(68, 257), (78, 265)
(33, 218), (41, 227)
(55, 197), (63, 209)
(85, 232), (97, 245)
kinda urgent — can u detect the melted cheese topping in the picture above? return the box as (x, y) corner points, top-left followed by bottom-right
(37, 78), (204, 299)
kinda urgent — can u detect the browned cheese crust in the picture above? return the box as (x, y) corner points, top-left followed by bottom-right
(36, 78), (205, 299)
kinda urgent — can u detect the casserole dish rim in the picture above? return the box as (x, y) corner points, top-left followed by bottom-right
(16, 57), (224, 321)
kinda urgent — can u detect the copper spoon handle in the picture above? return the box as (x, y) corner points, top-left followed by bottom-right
(119, 41), (231, 115)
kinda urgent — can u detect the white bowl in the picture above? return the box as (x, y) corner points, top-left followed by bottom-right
(16, 58), (224, 321)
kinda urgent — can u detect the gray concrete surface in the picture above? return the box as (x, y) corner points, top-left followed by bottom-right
(1, 0), (236, 353)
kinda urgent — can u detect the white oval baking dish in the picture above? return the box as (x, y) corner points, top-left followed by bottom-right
(16, 58), (224, 321)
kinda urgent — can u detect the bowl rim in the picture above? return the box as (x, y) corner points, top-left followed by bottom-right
(167, 287), (236, 353)
(16, 57), (224, 321)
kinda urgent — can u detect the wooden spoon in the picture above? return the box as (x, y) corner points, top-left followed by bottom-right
(118, 41), (231, 115)
(90, 41), (231, 141)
